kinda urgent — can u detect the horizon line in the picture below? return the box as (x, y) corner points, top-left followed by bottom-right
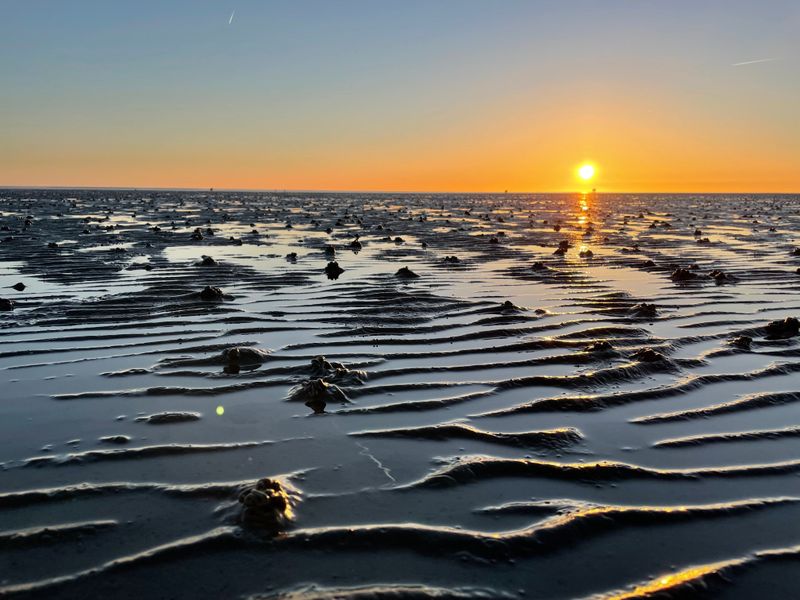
(1, 184), (798, 196)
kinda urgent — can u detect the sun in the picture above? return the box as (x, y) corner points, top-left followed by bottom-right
(578, 163), (596, 181)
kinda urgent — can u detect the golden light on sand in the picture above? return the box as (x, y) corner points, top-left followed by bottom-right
(604, 561), (739, 600)
(578, 163), (596, 181)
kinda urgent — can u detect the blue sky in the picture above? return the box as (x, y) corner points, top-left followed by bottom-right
(1, 1), (798, 191)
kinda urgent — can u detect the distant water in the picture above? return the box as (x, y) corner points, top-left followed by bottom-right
(1, 190), (800, 598)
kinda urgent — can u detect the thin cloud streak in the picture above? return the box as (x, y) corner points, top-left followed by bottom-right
(228, 9), (235, 25)
(731, 57), (778, 66)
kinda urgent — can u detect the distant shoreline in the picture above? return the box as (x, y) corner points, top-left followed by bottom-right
(0, 186), (798, 196)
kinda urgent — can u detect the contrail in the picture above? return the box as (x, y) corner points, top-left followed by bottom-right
(731, 57), (777, 67)
(228, 9), (235, 25)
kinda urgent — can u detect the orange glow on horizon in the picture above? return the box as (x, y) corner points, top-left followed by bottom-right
(2, 88), (797, 193)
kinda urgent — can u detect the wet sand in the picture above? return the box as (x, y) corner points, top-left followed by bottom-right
(1, 189), (800, 598)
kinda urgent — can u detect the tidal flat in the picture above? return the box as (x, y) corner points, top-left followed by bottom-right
(1, 190), (800, 598)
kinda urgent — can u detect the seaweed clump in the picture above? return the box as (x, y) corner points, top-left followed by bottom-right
(309, 356), (366, 386)
(764, 317), (799, 339)
(199, 286), (226, 301)
(629, 303), (657, 319)
(238, 478), (292, 533)
(631, 348), (667, 363)
(585, 341), (615, 354)
(670, 268), (697, 282)
(728, 336), (752, 349)
(396, 266), (420, 279)
(324, 261), (344, 280)
(288, 378), (349, 414)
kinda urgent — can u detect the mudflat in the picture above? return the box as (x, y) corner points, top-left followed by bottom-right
(1, 190), (800, 599)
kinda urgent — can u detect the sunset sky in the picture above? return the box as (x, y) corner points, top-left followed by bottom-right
(1, 0), (798, 192)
